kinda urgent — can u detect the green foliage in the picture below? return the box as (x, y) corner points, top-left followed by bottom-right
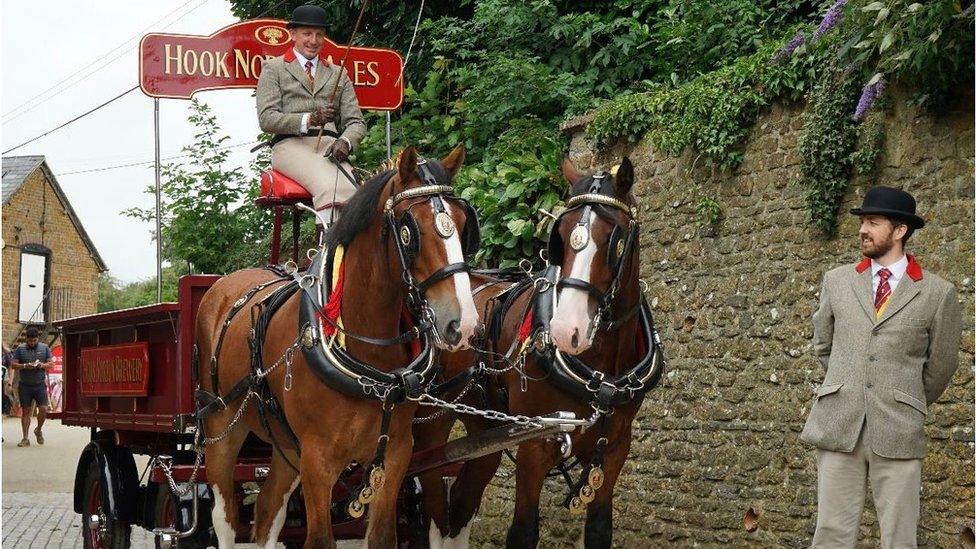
(97, 268), (181, 312)
(124, 100), (271, 274)
(851, 116), (886, 174)
(454, 120), (567, 268)
(695, 196), (723, 227)
(835, 0), (974, 110)
(798, 70), (860, 233)
(586, 37), (828, 169)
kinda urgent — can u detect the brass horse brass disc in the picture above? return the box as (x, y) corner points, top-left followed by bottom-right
(399, 226), (412, 246)
(615, 238), (625, 258)
(569, 496), (585, 515)
(588, 466), (605, 490)
(434, 212), (456, 238)
(570, 225), (589, 251)
(358, 486), (376, 504)
(347, 499), (365, 518)
(369, 467), (386, 490)
(579, 484), (596, 504)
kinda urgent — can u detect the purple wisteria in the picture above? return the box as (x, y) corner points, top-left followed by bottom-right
(853, 79), (886, 121)
(813, 0), (848, 40)
(774, 31), (806, 61)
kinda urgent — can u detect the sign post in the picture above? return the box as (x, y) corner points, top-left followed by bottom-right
(154, 98), (162, 302)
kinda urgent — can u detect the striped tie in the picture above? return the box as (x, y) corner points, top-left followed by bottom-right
(304, 60), (314, 88)
(874, 267), (892, 317)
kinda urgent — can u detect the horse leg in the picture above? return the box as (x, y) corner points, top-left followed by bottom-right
(582, 436), (631, 549)
(365, 413), (414, 549)
(252, 448), (301, 548)
(445, 416), (504, 548)
(505, 441), (560, 549)
(413, 414), (457, 548)
(299, 438), (344, 549)
(203, 414), (250, 549)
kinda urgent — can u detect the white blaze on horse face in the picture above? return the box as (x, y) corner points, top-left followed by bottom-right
(551, 211), (597, 355)
(429, 521), (446, 549)
(212, 485), (237, 548)
(259, 476), (300, 549)
(434, 201), (479, 351)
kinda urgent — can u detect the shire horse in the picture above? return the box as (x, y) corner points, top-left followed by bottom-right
(415, 157), (665, 548)
(194, 145), (479, 548)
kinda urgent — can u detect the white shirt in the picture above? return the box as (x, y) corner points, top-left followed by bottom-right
(871, 254), (908, 294)
(295, 49), (318, 134)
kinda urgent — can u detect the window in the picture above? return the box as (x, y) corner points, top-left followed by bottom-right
(18, 245), (50, 323)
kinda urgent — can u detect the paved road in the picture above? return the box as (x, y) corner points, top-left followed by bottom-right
(1, 417), (359, 548)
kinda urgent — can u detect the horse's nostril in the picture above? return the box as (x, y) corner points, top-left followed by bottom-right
(571, 329), (580, 349)
(445, 320), (461, 345)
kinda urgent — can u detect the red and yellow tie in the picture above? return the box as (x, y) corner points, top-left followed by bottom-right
(304, 60), (315, 88)
(874, 267), (892, 319)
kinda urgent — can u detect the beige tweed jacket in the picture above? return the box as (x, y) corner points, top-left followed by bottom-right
(800, 255), (961, 459)
(256, 51), (367, 149)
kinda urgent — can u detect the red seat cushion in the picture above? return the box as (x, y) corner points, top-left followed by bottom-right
(260, 170), (313, 201)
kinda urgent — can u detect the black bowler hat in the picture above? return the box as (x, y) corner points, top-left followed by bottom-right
(287, 4), (329, 29)
(850, 186), (925, 229)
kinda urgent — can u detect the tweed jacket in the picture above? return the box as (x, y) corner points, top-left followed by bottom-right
(800, 255), (961, 459)
(256, 50), (367, 149)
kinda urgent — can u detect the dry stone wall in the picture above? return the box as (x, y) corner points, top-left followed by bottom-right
(470, 93), (974, 547)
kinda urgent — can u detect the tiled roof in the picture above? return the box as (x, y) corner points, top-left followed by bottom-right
(1, 155), (107, 271)
(2, 155), (45, 205)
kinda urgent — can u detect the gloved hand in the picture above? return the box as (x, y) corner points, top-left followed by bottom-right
(331, 138), (351, 162)
(309, 104), (336, 127)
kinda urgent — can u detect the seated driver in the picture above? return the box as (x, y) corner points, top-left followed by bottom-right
(256, 4), (367, 229)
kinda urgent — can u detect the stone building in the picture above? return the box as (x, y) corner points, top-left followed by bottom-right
(472, 92), (974, 547)
(2, 156), (106, 345)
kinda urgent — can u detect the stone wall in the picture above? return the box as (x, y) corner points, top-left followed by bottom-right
(471, 94), (974, 547)
(2, 167), (102, 344)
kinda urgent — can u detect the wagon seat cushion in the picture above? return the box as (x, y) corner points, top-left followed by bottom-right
(258, 169), (313, 203)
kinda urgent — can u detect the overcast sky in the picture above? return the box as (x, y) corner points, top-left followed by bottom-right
(2, 0), (266, 283)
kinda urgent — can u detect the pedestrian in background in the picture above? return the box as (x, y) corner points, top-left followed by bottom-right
(10, 327), (54, 447)
(2, 344), (12, 416)
(801, 187), (961, 547)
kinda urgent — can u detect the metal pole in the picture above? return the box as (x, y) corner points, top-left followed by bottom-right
(154, 98), (162, 303)
(385, 111), (392, 160)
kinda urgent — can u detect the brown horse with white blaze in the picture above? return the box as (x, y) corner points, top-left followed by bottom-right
(417, 157), (665, 549)
(194, 145), (479, 548)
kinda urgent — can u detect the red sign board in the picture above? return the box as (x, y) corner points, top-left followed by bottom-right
(80, 343), (150, 397)
(139, 19), (403, 110)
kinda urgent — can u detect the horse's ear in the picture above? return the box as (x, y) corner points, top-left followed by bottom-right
(398, 146), (419, 183)
(562, 158), (582, 187)
(441, 144), (466, 180)
(614, 157), (634, 196)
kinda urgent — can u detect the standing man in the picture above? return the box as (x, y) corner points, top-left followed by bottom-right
(256, 3), (367, 230)
(10, 327), (54, 447)
(801, 186), (961, 547)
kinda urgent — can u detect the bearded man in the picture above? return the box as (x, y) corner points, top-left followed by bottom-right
(800, 186), (961, 547)
(256, 4), (367, 229)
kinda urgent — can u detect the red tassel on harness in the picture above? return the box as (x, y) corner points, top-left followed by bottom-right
(517, 309), (534, 344)
(321, 260), (345, 337)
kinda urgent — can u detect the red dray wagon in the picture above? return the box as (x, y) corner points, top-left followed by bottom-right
(57, 274), (578, 548)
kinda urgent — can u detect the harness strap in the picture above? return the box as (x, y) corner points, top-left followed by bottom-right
(415, 262), (470, 294)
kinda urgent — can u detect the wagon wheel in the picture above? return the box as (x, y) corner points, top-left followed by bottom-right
(81, 460), (131, 549)
(153, 483), (210, 549)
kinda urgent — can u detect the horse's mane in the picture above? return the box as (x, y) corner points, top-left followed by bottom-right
(325, 160), (453, 249)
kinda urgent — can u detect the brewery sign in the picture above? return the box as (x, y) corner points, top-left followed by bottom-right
(80, 342), (151, 397)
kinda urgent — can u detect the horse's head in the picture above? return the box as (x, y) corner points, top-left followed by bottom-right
(548, 157), (638, 355)
(384, 145), (479, 351)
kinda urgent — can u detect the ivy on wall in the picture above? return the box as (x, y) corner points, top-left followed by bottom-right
(586, 0), (973, 232)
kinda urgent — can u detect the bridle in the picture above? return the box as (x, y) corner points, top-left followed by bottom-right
(382, 159), (480, 343)
(547, 172), (640, 334)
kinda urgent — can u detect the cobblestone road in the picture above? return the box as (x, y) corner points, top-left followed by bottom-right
(2, 492), (155, 548)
